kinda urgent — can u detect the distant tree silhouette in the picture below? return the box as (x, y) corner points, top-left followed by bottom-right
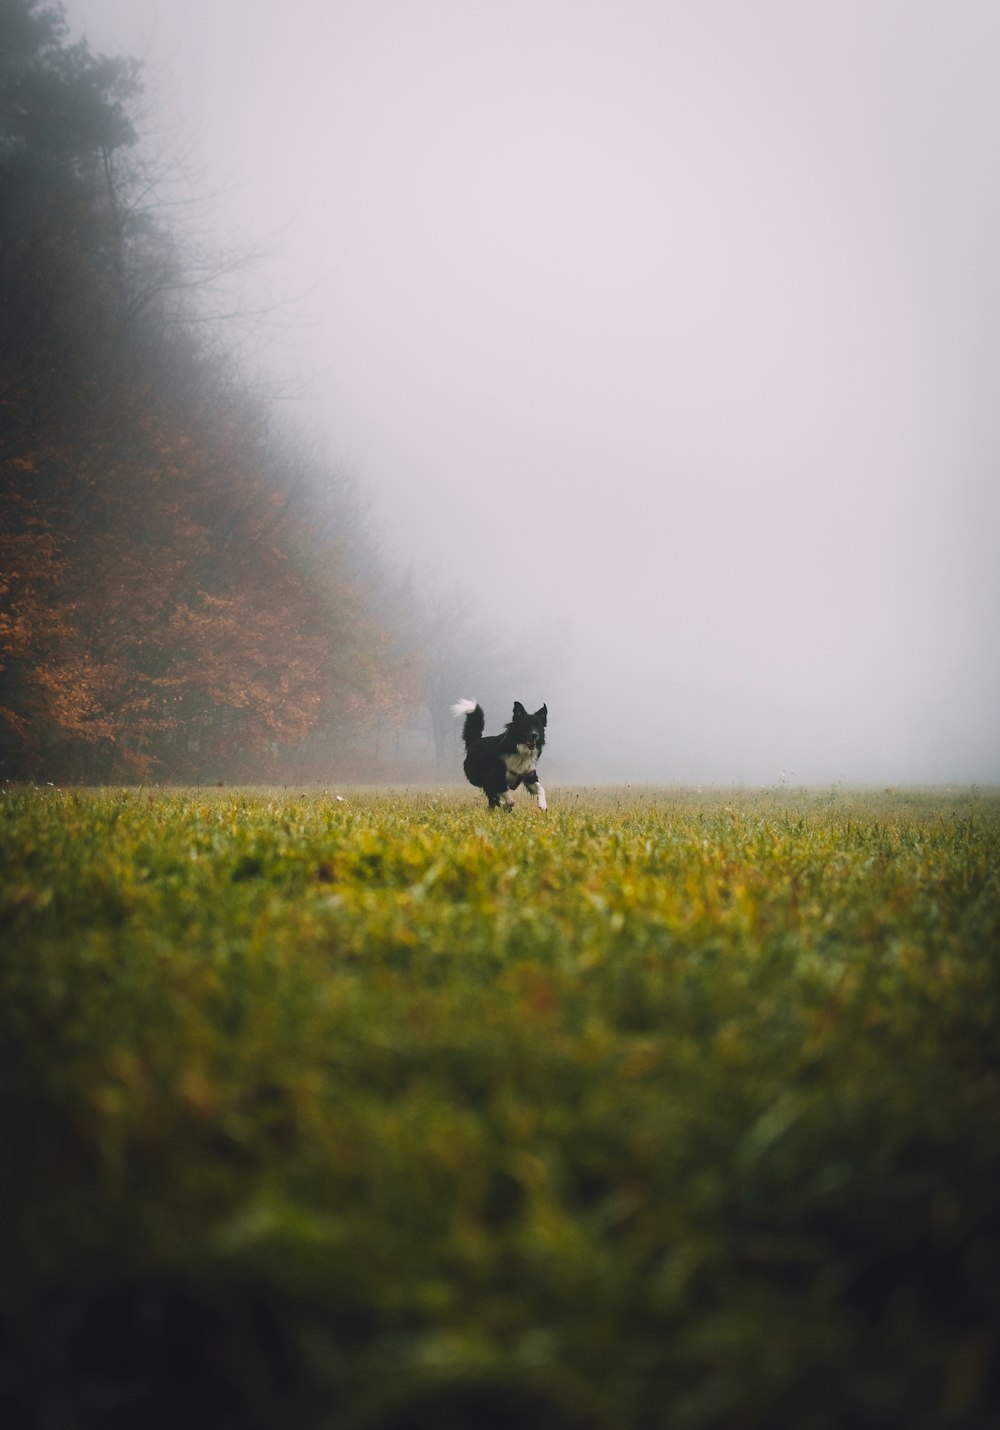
(0, 0), (419, 781)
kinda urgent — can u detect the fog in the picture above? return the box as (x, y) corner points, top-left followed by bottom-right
(64, 0), (1000, 784)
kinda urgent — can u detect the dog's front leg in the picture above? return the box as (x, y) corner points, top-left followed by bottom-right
(523, 773), (547, 812)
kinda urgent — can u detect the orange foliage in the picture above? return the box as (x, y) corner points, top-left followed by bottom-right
(0, 379), (415, 780)
(0, 0), (423, 782)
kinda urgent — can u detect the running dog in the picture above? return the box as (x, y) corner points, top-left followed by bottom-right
(451, 699), (548, 811)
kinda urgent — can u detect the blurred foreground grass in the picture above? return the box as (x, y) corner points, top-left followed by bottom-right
(2, 784), (999, 1428)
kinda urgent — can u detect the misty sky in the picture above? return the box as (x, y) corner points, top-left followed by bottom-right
(63, 0), (999, 783)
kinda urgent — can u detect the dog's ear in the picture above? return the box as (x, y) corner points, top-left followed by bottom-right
(512, 701), (527, 720)
(536, 704), (547, 724)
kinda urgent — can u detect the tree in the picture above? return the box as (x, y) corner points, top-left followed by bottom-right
(420, 581), (548, 776)
(0, 0), (422, 782)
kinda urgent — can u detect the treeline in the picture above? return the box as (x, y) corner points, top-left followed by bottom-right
(0, 0), (507, 782)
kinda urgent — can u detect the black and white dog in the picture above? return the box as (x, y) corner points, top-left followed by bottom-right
(451, 699), (548, 811)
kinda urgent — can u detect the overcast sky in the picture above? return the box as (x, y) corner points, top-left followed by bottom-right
(63, 0), (999, 783)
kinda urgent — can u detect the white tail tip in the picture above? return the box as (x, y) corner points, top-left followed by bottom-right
(451, 698), (477, 718)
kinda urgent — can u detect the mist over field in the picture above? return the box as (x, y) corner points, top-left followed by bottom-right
(16, 0), (1000, 784)
(6, 9), (1000, 1417)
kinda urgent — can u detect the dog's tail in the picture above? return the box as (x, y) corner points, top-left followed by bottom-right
(451, 697), (484, 747)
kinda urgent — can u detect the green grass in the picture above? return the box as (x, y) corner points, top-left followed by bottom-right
(2, 784), (999, 1428)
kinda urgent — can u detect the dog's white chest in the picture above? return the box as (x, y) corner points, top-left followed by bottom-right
(504, 749), (537, 777)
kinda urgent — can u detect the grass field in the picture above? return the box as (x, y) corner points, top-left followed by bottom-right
(2, 783), (999, 1428)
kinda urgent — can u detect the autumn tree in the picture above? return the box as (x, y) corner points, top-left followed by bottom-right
(0, 0), (420, 781)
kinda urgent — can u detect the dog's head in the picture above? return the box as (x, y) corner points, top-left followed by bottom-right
(510, 701), (547, 759)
